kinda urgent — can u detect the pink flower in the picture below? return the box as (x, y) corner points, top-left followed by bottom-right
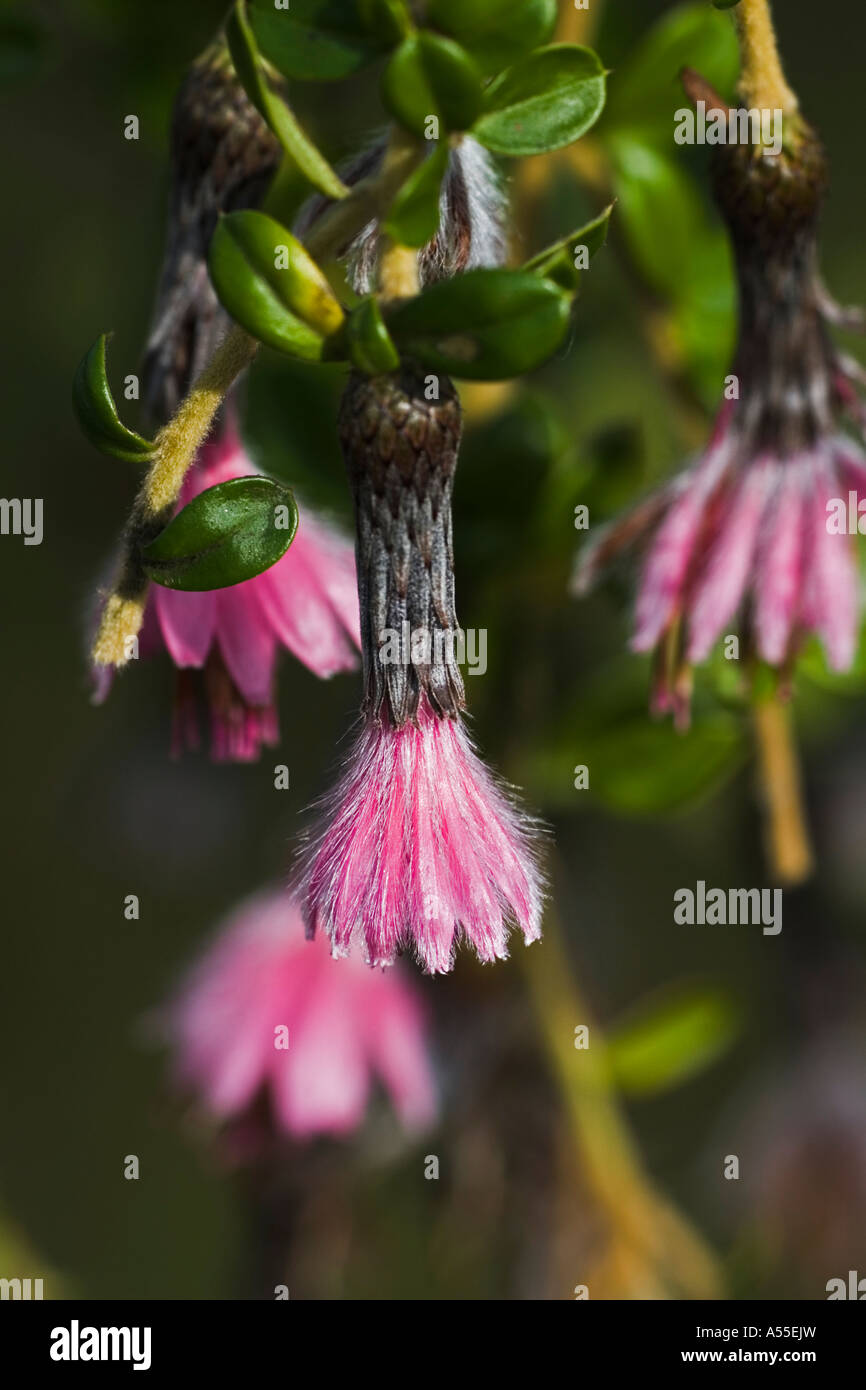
(574, 114), (866, 727)
(299, 698), (544, 974)
(164, 890), (437, 1145)
(298, 369), (544, 974)
(94, 417), (360, 760)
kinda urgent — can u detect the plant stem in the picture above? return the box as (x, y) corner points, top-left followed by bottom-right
(752, 694), (814, 885)
(735, 0), (798, 114)
(521, 911), (721, 1298)
(91, 128), (426, 669)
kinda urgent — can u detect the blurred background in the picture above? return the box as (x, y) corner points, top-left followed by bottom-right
(3, 0), (866, 1300)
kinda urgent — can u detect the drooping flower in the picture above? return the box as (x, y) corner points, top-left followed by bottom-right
(141, 38), (282, 428)
(574, 90), (866, 728)
(298, 368), (544, 974)
(93, 416), (360, 761)
(164, 889), (437, 1145)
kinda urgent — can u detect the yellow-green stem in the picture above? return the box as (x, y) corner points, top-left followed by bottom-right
(752, 695), (814, 885)
(735, 0), (798, 114)
(521, 913), (721, 1297)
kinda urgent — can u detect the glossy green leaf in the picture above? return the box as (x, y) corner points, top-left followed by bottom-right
(347, 298), (401, 374)
(381, 33), (484, 138)
(209, 211), (345, 359)
(72, 334), (155, 463)
(141, 477), (298, 591)
(382, 143), (449, 247)
(523, 204), (613, 290)
(427, 0), (557, 75)
(472, 44), (606, 156)
(603, 2), (739, 138)
(386, 269), (571, 379)
(227, 1), (348, 197)
(606, 988), (740, 1097)
(249, 0), (387, 81)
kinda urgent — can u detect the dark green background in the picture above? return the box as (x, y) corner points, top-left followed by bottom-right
(3, 0), (866, 1298)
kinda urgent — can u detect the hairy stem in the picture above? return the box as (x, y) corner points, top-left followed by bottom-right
(735, 0), (798, 115)
(92, 128), (426, 669)
(752, 695), (814, 885)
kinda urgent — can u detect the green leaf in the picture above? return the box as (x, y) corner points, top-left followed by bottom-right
(72, 334), (155, 464)
(347, 298), (401, 374)
(603, 2), (739, 138)
(227, 1), (348, 197)
(381, 33), (484, 138)
(209, 210), (345, 359)
(427, 0), (557, 75)
(606, 987), (740, 1097)
(382, 143), (449, 247)
(523, 660), (746, 815)
(607, 133), (735, 402)
(523, 204), (613, 291)
(141, 477), (298, 591)
(249, 0), (387, 81)
(472, 44), (606, 156)
(385, 269), (572, 379)
(358, 0), (412, 44)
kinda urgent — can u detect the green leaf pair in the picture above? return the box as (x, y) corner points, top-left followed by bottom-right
(208, 211), (345, 360)
(380, 38), (607, 156)
(141, 476), (298, 592)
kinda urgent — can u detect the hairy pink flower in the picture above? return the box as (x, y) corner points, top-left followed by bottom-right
(164, 890), (437, 1144)
(94, 418), (360, 760)
(301, 698), (543, 974)
(298, 368), (544, 973)
(575, 112), (866, 727)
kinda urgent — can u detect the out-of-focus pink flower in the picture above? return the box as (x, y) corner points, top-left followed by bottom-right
(299, 697), (543, 974)
(574, 111), (866, 728)
(165, 890), (437, 1144)
(94, 417), (360, 760)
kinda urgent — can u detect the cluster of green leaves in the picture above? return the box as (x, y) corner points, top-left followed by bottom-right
(73, 0), (613, 594)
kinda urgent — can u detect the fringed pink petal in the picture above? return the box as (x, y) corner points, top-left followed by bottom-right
(633, 443), (732, 653)
(256, 512), (360, 678)
(214, 584), (277, 706)
(154, 585), (217, 668)
(803, 457), (860, 670)
(686, 456), (775, 662)
(299, 701), (544, 974)
(753, 459), (809, 664)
